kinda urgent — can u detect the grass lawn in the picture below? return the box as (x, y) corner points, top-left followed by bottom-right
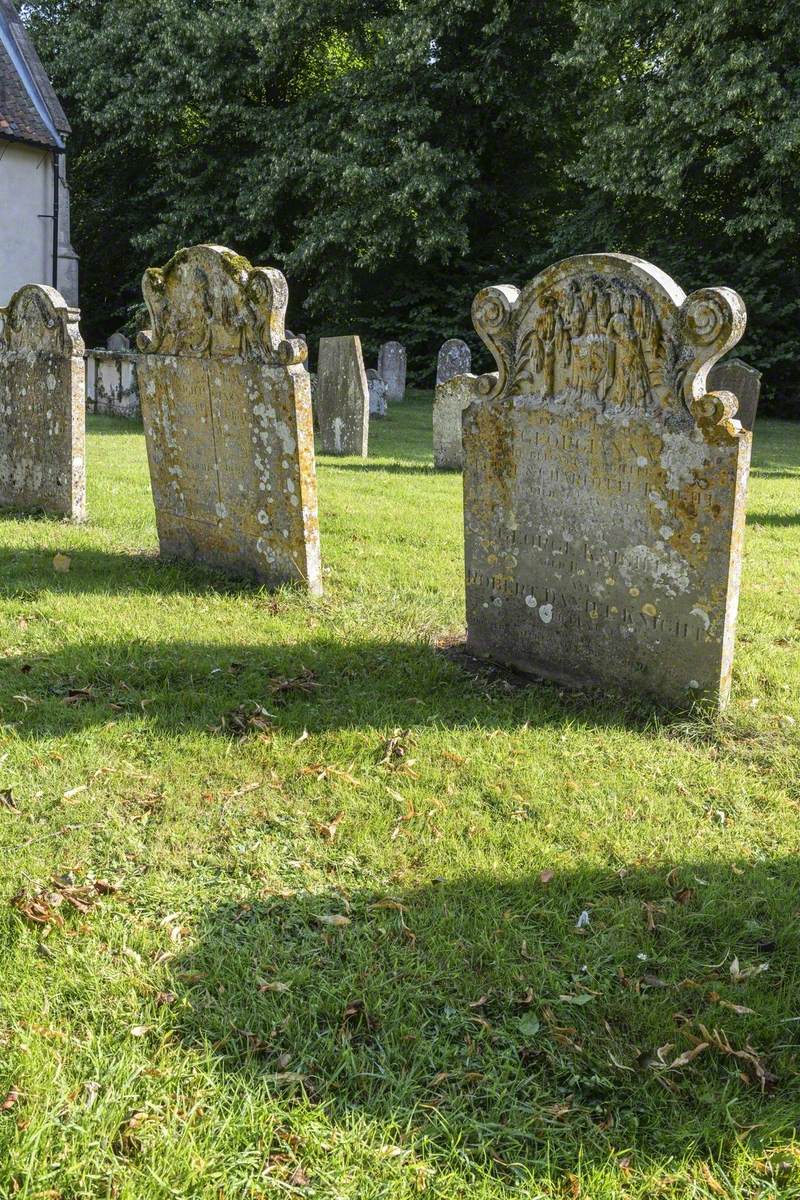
(0, 393), (799, 1200)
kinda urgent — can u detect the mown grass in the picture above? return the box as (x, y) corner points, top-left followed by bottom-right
(0, 394), (798, 1200)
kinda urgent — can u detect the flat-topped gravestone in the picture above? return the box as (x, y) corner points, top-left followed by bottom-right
(367, 368), (387, 418)
(316, 336), (369, 455)
(708, 358), (761, 432)
(378, 341), (406, 403)
(463, 252), (751, 709)
(433, 372), (479, 469)
(436, 338), (471, 385)
(107, 331), (131, 352)
(136, 244), (322, 594)
(0, 284), (86, 520)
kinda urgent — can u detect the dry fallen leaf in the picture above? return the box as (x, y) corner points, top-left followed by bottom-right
(1, 1087), (19, 1112)
(316, 913), (350, 928)
(538, 869), (555, 884)
(52, 553), (71, 573)
(668, 1042), (709, 1070)
(258, 981), (291, 993)
(130, 1025), (151, 1038)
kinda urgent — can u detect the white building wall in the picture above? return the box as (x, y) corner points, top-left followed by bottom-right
(0, 140), (55, 307)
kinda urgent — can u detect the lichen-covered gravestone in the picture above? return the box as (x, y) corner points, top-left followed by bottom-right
(708, 358), (761, 432)
(378, 341), (406, 403)
(463, 253), (751, 708)
(0, 284), (85, 520)
(316, 336), (369, 456)
(367, 368), (388, 418)
(433, 373), (479, 469)
(136, 244), (322, 594)
(436, 338), (471, 386)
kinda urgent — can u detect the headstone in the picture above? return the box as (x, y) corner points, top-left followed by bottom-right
(136, 243), (321, 593)
(463, 252), (751, 709)
(107, 331), (131, 352)
(316, 336), (369, 456)
(86, 346), (141, 419)
(708, 357), (761, 432)
(367, 368), (388, 418)
(433, 372), (479, 469)
(436, 338), (471, 385)
(378, 341), (406, 403)
(0, 284), (86, 520)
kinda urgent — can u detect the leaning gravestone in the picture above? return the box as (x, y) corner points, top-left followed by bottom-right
(708, 358), (761, 432)
(136, 244), (322, 594)
(463, 252), (751, 709)
(433, 373), (480, 469)
(316, 336), (369, 455)
(0, 284), (86, 520)
(367, 368), (388, 418)
(378, 341), (406, 403)
(436, 338), (471, 386)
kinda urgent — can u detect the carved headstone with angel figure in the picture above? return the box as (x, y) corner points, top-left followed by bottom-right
(137, 244), (322, 593)
(0, 284), (86, 520)
(463, 253), (751, 708)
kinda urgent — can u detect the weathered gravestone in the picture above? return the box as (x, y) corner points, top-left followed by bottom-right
(463, 252), (751, 708)
(107, 331), (131, 352)
(433, 373), (479, 469)
(436, 338), (472, 385)
(136, 244), (322, 594)
(0, 284), (86, 520)
(378, 341), (406, 403)
(367, 368), (388, 418)
(708, 358), (761, 432)
(316, 336), (369, 455)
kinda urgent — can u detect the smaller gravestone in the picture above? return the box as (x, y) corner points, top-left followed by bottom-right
(433, 373), (479, 469)
(436, 338), (471, 385)
(378, 341), (406, 403)
(708, 358), (762, 432)
(137, 244), (321, 592)
(107, 331), (131, 352)
(316, 336), (369, 456)
(367, 368), (387, 418)
(0, 284), (86, 520)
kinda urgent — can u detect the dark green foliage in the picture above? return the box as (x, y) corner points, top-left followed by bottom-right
(22, 0), (800, 410)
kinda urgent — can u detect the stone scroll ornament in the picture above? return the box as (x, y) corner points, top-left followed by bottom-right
(137, 244), (322, 593)
(462, 253), (751, 708)
(0, 284), (86, 520)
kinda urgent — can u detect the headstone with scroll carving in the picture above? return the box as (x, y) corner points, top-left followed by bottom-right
(378, 341), (406, 403)
(436, 338), (471, 386)
(433, 373), (478, 469)
(0, 284), (86, 520)
(136, 244), (322, 593)
(463, 253), (751, 708)
(316, 336), (369, 455)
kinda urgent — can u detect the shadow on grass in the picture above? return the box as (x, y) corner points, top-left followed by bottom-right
(746, 512), (800, 528)
(168, 860), (800, 1181)
(0, 634), (687, 740)
(320, 461), (436, 476)
(0, 546), (284, 598)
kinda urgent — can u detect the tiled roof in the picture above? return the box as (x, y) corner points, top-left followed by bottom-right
(0, 0), (68, 149)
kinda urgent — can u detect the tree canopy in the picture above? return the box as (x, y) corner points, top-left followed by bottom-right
(21, 0), (800, 409)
